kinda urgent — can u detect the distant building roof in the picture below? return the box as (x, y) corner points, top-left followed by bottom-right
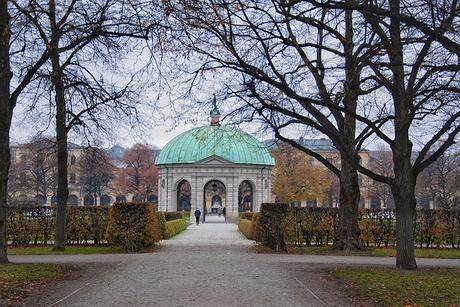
(264, 137), (338, 152)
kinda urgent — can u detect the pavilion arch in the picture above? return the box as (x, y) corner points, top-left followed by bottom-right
(176, 179), (191, 212)
(67, 194), (79, 206)
(100, 194), (112, 206)
(84, 194), (95, 206)
(370, 195), (381, 209)
(238, 180), (254, 212)
(203, 179), (226, 217)
(116, 194), (127, 202)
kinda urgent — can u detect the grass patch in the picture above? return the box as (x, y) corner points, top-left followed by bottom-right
(8, 245), (118, 255)
(329, 267), (460, 306)
(288, 246), (460, 259)
(0, 263), (66, 304)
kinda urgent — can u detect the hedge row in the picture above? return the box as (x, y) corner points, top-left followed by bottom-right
(240, 212), (255, 221)
(7, 206), (188, 248)
(163, 219), (188, 239)
(238, 213), (259, 240)
(7, 206), (109, 246)
(245, 204), (460, 250)
(165, 212), (186, 221)
(107, 202), (161, 252)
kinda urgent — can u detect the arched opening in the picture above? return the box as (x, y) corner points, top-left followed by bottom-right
(177, 180), (191, 212)
(238, 180), (253, 212)
(132, 194), (143, 202)
(307, 199), (317, 208)
(116, 194), (127, 202)
(67, 194), (79, 206)
(418, 194), (430, 209)
(100, 194), (112, 206)
(370, 195), (381, 209)
(203, 180), (226, 222)
(84, 194), (95, 206)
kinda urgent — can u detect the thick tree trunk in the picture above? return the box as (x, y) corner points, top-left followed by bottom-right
(332, 5), (362, 251)
(0, 0), (11, 264)
(392, 143), (418, 269)
(333, 155), (362, 250)
(50, 0), (68, 251)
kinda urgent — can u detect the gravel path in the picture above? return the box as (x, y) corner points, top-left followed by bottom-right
(12, 220), (460, 307)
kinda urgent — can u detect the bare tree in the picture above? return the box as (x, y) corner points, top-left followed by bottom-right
(368, 145), (394, 208)
(163, 0), (385, 250)
(0, 0), (57, 263)
(164, 0), (460, 269)
(0, 0), (11, 263)
(79, 148), (114, 206)
(9, 137), (57, 204)
(13, 0), (160, 251)
(418, 149), (460, 209)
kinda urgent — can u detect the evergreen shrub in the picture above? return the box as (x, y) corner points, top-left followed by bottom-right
(254, 203), (289, 251)
(164, 219), (187, 239)
(240, 212), (254, 220)
(107, 202), (161, 252)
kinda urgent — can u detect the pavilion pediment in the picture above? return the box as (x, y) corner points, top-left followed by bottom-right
(196, 155), (234, 165)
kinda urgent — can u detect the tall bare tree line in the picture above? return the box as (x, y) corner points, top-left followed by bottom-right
(0, 0), (162, 261)
(161, 0), (459, 269)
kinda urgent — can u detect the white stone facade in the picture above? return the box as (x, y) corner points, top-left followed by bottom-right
(158, 156), (272, 223)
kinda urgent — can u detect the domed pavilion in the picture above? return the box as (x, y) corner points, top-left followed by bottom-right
(156, 103), (274, 223)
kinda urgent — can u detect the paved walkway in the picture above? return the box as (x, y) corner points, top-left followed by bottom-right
(12, 221), (460, 307)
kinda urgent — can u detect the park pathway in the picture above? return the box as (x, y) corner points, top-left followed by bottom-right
(13, 219), (460, 307)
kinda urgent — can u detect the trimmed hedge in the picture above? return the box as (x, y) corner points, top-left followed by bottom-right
(252, 205), (460, 250)
(66, 206), (109, 245)
(163, 219), (188, 239)
(238, 212), (260, 240)
(255, 203), (289, 252)
(6, 206), (109, 246)
(107, 202), (161, 252)
(240, 212), (254, 221)
(164, 212), (187, 221)
(238, 219), (253, 240)
(158, 212), (167, 239)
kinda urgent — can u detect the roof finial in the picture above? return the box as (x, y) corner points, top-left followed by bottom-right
(210, 95), (221, 126)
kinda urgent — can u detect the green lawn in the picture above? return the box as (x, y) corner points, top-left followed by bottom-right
(8, 245), (118, 255)
(288, 246), (460, 259)
(329, 267), (460, 306)
(0, 263), (66, 304)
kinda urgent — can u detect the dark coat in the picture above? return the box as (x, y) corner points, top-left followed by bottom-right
(194, 209), (201, 218)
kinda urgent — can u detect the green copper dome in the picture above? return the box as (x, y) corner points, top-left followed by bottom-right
(156, 125), (274, 166)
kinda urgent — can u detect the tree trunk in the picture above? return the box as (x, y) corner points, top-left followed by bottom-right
(50, 0), (68, 251)
(332, 4), (362, 251)
(392, 147), (418, 269)
(333, 155), (362, 250)
(0, 0), (11, 264)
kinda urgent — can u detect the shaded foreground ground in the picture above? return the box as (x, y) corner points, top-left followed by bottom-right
(0, 263), (66, 305)
(10, 217), (460, 306)
(330, 267), (460, 306)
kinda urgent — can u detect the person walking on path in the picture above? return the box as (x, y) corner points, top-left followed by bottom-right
(194, 208), (201, 225)
(218, 206), (222, 218)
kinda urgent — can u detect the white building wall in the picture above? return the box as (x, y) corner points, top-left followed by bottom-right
(157, 157), (273, 223)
